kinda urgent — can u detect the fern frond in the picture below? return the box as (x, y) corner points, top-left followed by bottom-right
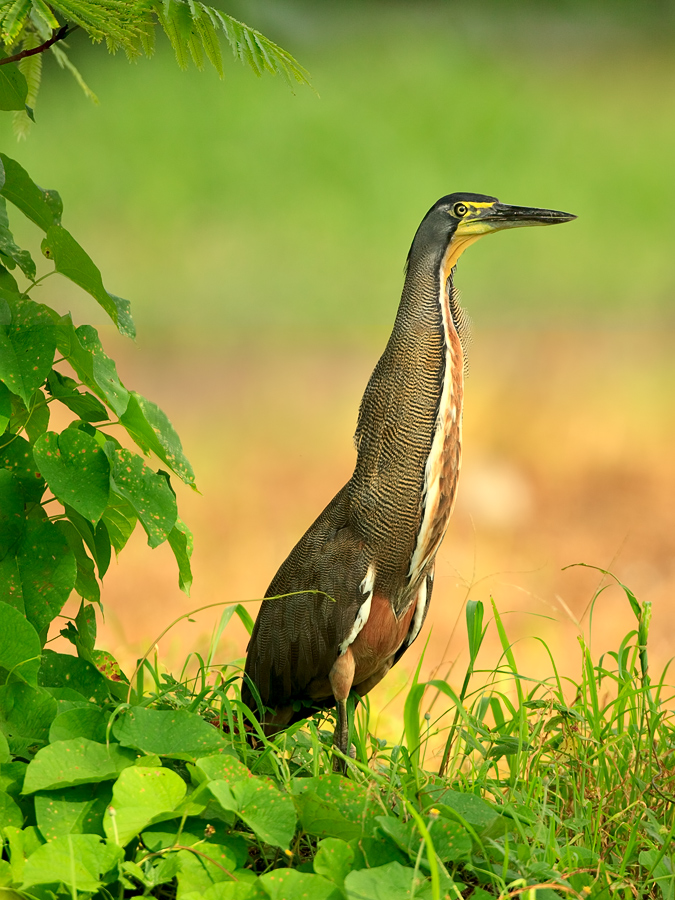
(192, 4), (221, 77)
(49, 0), (150, 51)
(2, 0), (32, 45)
(12, 26), (41, 139)
(150, 0), (310, 87)
(155, 0), (191, 69)
(211, 8), (310, 87)
(29, 0), (58, 33)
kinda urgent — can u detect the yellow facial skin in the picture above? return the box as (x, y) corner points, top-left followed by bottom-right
(441, 198), (575, 282)
(453, 201), (499, 236)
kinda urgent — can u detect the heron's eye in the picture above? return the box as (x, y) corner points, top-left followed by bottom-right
(453, 203), (468, 218)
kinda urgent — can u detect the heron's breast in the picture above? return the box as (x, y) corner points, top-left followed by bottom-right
(407, 324), (464, 586)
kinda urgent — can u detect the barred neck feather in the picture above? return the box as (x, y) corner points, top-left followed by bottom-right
(447, 277), (472, 377)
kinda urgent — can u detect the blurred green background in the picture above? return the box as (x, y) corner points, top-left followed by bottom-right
(8, 1), (675, 726)
(4, 0), (675, 347)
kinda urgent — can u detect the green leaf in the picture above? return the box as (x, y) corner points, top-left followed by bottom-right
(0, 197), (35, 279)
(0, 683), (57, 758)
(1, 2), (32, 47)
(175, 844), (240, 897)
(55, 318), (129, 416)
(0, 789), (23, 831)
(42, 225), (135, 338)
(422, 785), (499, 831)
(110, 448), (177, 548)
(142, 820), (247, 861)
(103, 765), (187, 846)
(120, 391), (196, 487)
(34, 782), (111, 841)
(292, 775), (379, 841)
(15, 516), (76, 633)
(0, 601), (41, 685)
(260, 870), (340, 900)
(208, 8), (311, 88)
(34, 429), (110, 524)
(23, 389), (50, 441)
(0, 729), (9, 763)
(0, 296), (56, 406)
(64, 505), (111, 579)
(100, 491), (137, 555)
(0, 434), (46, 504)
(22, 833), (123, 891)
(0, 379), (11, 431)
(38, 650), (110, 703)
(0, 154), (62, 231)
(376, 815), (471, 865)
(3, 823), (44, 884)
(75, 600), (97, 654)
(49, 706), (107, 743)
(0, 468), (24, 558)
(640, 850), (674, 900)
(46, 370), (108, 422)
(209, 778), (297, 849)
(58, 521), (100, 604)
(344, 862), (434, 900)
(0, 59), (27, 110)
(22, 738), (136, 793)
(195, 754), (250, 783)
(113, 707), (227, 759)
(0, 554), (23, 612)
(348, 836), (408, 871)
(314, 838), (354, 889)
(168, 517), (193, 595)
(183, 878), (259, 900)
(0, 261), (18, 291)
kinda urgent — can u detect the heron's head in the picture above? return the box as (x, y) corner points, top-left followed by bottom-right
(409, 192), (576, 280)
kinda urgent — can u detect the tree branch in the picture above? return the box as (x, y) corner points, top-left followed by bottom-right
(0, 24), (74, 66)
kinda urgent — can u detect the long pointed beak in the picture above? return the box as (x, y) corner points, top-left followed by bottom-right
(487, 203), (577, 228)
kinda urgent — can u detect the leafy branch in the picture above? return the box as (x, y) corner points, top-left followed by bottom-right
(0, 22), (72, 65)
(0, 0), (310, 137)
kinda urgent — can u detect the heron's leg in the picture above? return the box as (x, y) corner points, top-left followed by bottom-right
(329, 647), (355, 774)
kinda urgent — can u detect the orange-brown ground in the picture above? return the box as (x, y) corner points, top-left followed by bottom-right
(59, 328), (675, 753)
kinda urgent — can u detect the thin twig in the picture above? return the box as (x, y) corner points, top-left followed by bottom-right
(0, 25), (74, 66)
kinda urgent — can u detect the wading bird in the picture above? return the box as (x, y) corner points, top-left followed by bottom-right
(242, 193), (575, 764)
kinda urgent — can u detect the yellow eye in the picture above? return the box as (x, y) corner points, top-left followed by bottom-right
(453, 203), (468, 218)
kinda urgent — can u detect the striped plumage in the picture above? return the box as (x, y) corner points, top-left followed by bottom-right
(242, 193), (575, 756)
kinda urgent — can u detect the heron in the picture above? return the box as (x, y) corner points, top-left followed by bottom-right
(242, 193), (575, 766)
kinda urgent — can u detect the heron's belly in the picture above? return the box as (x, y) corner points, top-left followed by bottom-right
(311, 592), (417, 702)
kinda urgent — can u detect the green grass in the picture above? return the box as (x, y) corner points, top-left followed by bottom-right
(3, 568), (675, 898)
(13, 572), (671, 899)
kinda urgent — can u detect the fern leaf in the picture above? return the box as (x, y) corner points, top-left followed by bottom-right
(192, 4), (221, 77)
(218, 9), (309, 86)
(2, 0), (32, 45)
(49, 0), (150, 51)
(154, 0), (191, 69)
(19, 28), (40, 102)
(11, 27), (40, 139)
(187, 28), (203, 70)
(29, 0), (58, 31)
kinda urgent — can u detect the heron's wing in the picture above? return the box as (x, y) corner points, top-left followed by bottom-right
(243, 484), (368, 712)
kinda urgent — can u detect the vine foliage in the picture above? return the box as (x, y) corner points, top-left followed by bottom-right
(0, 148), (195, 673)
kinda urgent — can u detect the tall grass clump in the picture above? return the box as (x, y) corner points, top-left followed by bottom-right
(2, 572), (674, 900)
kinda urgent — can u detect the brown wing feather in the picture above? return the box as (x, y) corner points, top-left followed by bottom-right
(242, 485), (370, 716)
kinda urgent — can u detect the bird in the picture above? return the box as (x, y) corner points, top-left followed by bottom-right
(242, 193), (575, 765)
